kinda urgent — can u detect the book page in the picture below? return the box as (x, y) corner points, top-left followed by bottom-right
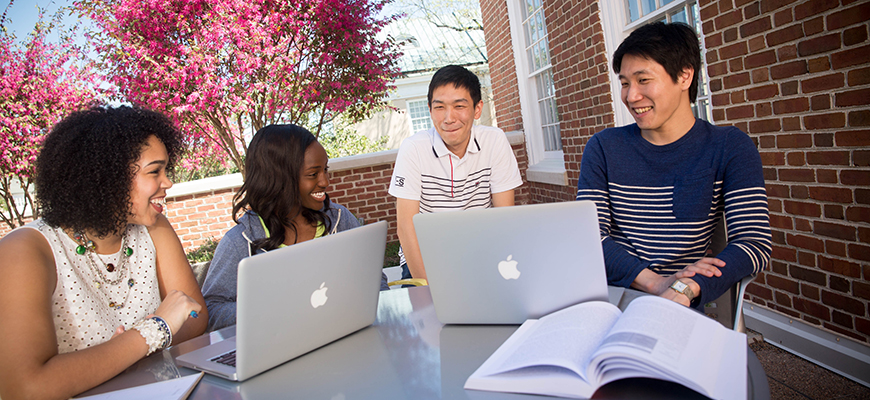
(76, 373), (203, 400)
(486, 301), (621, 379)
(587, 296), (747, 400)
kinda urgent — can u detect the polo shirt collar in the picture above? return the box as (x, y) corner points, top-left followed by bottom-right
(431, 127), (482, 159)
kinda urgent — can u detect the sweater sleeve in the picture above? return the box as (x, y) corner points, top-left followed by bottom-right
(201, 226), (248, 331)
(576, 134), (650, 287)
(691, 130), (772, 305)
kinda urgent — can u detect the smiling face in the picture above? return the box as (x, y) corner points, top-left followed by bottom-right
(429, 84), (483, 157)
(619, 54), (696, 144)
(298, 141), (329, 211)
(128, 135), (173, 227)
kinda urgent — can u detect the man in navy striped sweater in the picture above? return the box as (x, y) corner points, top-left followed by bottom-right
(577, 22), (771, 309)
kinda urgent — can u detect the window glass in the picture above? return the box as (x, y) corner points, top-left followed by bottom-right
(408, 99), (433, 133)
(520, 1), (561, 151)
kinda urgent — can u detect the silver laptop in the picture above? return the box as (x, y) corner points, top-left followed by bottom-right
(414, 201), (608, 324)
(176, 221), (387, 381)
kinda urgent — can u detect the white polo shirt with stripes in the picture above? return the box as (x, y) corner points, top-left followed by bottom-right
(390, 125), (523, 211)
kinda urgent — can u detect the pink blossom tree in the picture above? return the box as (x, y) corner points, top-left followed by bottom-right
(0, 4), (102, 229)
(76, 0), (402, 176)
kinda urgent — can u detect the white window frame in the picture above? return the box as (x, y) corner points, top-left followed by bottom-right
(506, 0), (567, 186)
(601, 0), (713, 127)
(407, 98), (433, 134)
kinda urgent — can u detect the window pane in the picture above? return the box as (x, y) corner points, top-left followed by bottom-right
(540, 40), (550, 66)
(553, 124), (562, 150)
(524, 0), (535, 19)
(627, 0), (640, 22)
(641, 0), (656, 15)
(408, 100), (433, 133)
(527, 16), (538, 43)
(692, 98), (711, 122)
(544, 69), (554, 97)
(551, 99), (560, 122)
(698, 66), (709, 96)
(671, 8), (687, 24)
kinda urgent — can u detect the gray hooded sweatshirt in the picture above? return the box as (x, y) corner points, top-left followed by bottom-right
(202, 203), (389, 331)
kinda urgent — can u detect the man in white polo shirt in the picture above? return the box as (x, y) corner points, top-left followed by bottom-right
(389, 65), (524, 281)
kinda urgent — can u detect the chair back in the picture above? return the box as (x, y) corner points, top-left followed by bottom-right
(191, 260), (211, 288)
(704, 218), (754, 332)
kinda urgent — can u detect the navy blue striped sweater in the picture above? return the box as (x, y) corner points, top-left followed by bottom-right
(576, 119), (771, 306)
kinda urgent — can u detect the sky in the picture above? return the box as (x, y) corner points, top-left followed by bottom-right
(2, 0), (77, 41)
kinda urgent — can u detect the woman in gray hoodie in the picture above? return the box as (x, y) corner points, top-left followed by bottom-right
(202, 124), (389, 331)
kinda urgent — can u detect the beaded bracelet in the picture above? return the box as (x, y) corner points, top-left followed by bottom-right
(151, 316), (173, 349)
(132, 316), (173, 355)
(132, 318), (164, 355)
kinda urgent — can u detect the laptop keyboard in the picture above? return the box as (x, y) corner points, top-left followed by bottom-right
(210, 350), (236, 367)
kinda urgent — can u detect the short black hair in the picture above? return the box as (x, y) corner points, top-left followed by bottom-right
(427, 65), (482, 107)
(612, 22), (702, 102)
(232, 124), (331, 251)
(36, 106), (183, 237)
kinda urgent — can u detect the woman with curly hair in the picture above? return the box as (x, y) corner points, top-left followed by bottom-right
(0, 106), (207, 399)
(202, 124), (389, 331)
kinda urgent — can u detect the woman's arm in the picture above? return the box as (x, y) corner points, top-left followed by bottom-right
(149, 214), (208, 343)
(0, 229), (154, 399)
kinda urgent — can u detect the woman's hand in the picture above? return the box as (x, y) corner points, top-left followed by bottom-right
(151, 290), (202, 336)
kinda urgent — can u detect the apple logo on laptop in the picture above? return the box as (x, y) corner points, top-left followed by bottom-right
(310, 282), (328, 308)
(498, 255), (520, 280)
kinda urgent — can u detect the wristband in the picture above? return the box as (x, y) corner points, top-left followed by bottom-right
(132, 316), (172, 355)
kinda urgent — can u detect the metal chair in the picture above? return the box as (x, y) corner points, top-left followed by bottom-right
(191, 260), (211, 288)
(705, 217), (755, 332)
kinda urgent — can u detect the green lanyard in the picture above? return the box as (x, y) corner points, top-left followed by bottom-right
(258, 215), (324, 248)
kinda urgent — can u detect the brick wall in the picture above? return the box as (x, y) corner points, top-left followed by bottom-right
(328, 163), (399, 242)
(700, 0), (870, 342)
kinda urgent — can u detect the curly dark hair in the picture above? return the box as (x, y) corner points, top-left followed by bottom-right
(36, 106), (183, 237)
(232, 124), (331, 252)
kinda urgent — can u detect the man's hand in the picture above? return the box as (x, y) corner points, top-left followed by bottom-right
(634, 257), (725, 307)
(675, 257), (725, 280)
(632, 269), (679, 296)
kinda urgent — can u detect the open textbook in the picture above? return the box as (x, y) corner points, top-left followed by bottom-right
(464, 295), (747, 400)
